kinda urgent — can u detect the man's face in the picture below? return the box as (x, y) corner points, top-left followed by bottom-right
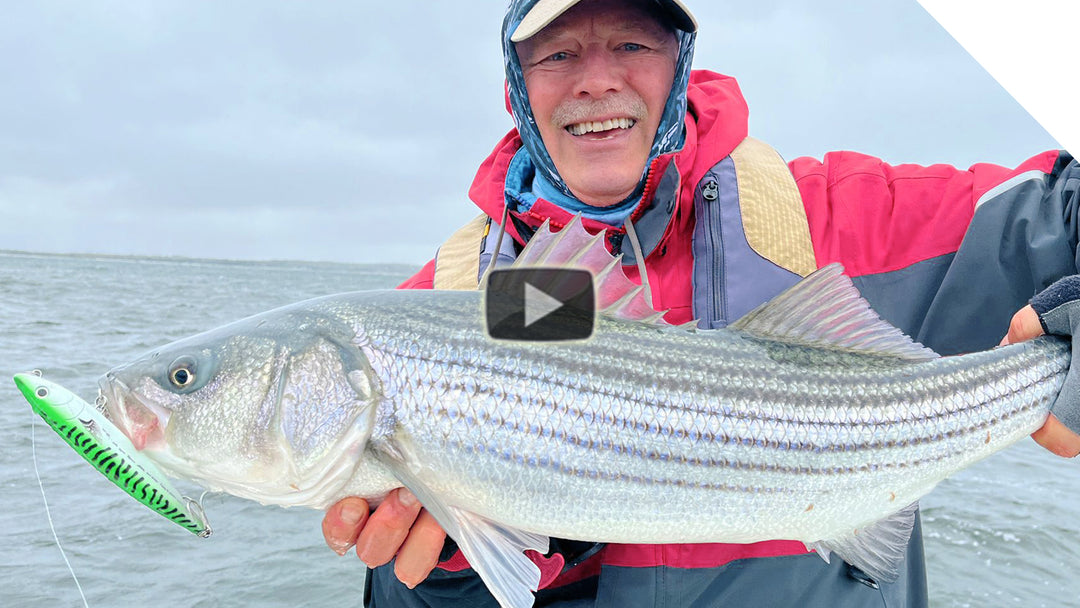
(515, 0), (678, 207)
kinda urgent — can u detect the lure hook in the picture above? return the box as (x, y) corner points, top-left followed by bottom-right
(184, 492), (213, 538)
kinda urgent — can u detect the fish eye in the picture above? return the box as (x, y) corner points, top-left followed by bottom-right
(168, 356), (198, 389)
(35, 387), (48, 398)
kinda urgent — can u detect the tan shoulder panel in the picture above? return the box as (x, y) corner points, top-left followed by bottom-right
(433, 214), (490, 291)
(729, 137), (817, 277)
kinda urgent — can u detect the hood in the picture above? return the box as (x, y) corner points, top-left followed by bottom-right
(469, 69), (751, 242)
(501, 0), (696, 205)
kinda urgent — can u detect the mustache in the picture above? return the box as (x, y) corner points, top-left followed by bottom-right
(550, 93), (648, 127)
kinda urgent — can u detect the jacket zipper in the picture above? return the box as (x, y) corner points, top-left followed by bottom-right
(698, 176), (724, 326)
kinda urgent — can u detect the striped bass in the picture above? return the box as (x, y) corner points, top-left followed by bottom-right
(94, 218), (1069, 608)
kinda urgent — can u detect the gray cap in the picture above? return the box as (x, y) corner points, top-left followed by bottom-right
(510, 0), (698, 42)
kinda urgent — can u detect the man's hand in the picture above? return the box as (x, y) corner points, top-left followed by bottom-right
(1002, 305), (1080, 457)
(322, 489), (447, 589)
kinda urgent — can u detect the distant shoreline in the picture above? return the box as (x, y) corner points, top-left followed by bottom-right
(0, 249), (420, 273)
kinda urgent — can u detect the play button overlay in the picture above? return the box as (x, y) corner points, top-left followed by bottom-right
(524, 283), (564, 328)
(485, 268), (594, 341)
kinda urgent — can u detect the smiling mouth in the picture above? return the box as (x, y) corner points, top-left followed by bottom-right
(566, 117), (636, 136)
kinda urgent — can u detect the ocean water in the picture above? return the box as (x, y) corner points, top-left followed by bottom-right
(2, 251), (1079, 607)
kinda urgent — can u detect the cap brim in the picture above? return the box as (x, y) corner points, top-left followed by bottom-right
(510, 0), (697, 43)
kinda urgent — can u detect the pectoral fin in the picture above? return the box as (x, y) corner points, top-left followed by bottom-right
(805, 501), (919, 583)
(374, 441), (548, 608)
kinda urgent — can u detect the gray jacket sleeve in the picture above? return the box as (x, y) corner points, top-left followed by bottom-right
(853, 152), (1080, 357)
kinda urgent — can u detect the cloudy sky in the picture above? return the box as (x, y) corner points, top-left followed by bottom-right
(0, 1), (1062, 265)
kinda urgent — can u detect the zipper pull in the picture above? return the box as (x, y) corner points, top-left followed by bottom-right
(702, 179), (719, 202)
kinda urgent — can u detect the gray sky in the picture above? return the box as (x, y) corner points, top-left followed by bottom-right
(0, 1), (1059, 265)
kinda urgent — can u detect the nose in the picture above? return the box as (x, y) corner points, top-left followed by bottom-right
(573, 46), (625, 99)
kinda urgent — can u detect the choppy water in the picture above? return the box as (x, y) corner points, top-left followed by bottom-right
(2, 251), (1079, 607)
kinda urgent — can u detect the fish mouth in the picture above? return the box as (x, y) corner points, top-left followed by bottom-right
(97, 375), (171, 451)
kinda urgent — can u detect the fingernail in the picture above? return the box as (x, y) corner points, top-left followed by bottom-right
(341, 504), (364, 525)
(398, 488), (418, 507)
(357, 540), (376, 568)
(329, 539), (354, 556)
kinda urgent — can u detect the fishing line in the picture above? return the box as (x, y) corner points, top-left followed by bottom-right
(32, 417), (90, 608)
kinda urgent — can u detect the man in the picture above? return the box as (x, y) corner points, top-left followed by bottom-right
(323, 0), (1080, 605)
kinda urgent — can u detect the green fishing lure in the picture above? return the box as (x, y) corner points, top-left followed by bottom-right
(14, 372), (211, 538)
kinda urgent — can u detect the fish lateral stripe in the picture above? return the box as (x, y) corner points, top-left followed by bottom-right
(399, 332), (1057, 443)
(421, 350), (1056, 469)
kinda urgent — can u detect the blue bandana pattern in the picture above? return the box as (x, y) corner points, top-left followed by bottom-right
(504, 148), (641, 226)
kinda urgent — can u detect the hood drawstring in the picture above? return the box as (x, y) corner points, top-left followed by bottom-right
(479, 205), (512, 289)
(623, 218), (654, 310)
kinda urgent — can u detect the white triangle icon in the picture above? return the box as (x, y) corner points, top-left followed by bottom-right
(524, 282), (564, 328)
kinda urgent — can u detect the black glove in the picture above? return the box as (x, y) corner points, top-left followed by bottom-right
(1031, 275), (1080, 434)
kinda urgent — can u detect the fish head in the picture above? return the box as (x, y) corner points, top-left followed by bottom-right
(98, 323), (281, 476)
(98, 303), (392, 504)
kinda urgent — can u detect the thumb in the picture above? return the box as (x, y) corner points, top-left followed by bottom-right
(1001, 305), (1044, 346)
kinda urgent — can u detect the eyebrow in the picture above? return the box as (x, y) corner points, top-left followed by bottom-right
(527, 19), (671, 48)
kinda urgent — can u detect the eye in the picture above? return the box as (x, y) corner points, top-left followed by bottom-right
(538, 50), (571, 64)
(168, 356), (197, 389)
(617, 41), (655, 54)
(35, 387), (49, 398)
(171, 368), (192, 387)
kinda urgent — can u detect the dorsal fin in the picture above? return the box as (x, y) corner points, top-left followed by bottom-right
(730, 264), (938, 361)
(512, 215), (671, 326)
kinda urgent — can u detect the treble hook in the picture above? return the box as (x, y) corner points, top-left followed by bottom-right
(183, 491), (214, 538)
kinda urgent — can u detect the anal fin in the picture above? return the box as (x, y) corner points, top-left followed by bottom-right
(806, 501), (919, 584)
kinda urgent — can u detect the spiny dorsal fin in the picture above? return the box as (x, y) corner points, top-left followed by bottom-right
(730, 264), (938, 361)
(512, 215), (671, 326)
